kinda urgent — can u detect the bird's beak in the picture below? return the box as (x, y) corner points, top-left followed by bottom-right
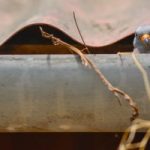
(140, 34), (150, 46)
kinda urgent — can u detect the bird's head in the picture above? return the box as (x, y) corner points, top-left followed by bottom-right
(133, 25), (150, 52)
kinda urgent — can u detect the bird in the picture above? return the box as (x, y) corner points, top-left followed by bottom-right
(133, 25), (150, 53)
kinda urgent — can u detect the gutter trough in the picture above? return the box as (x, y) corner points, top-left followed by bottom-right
(0, 54), (149, 132)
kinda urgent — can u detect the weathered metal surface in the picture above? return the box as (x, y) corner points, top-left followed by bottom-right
(0, 54), (149, 132)
(0, 0), (150, 47)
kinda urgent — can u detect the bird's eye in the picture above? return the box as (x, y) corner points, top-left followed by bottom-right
(139, 34), (150, 42)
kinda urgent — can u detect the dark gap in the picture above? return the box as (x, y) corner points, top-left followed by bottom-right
(0, 132), (122, 150)
(0, 132), (149, 150)
(0, 24), (134, 54)
(3, 25), (77, 45)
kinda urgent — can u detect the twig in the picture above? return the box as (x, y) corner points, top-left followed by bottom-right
(118, 119), (150, 150)
(73, 11), (90, 54)
(39, 27), (139, 120)
(132, 52), (150, 102)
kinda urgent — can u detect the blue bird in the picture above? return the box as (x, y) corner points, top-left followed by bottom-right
(133, 25), (150, 53)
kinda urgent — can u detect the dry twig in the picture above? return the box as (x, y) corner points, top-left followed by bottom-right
(119, 119), (150, 150)
(73, 11), (90, 54)
(39, 26), (139, 120)
(132, 53), (150, 103)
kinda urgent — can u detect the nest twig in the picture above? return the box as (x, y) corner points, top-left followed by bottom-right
(39, 27), (139, 120)
(132, 53), (150, 102)
(119, 119), (150, 150)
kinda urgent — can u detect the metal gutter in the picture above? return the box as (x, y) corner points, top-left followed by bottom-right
(0, 54), (149, 132)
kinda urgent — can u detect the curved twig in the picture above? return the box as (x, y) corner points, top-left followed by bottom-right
(39, 27), (139, 120)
